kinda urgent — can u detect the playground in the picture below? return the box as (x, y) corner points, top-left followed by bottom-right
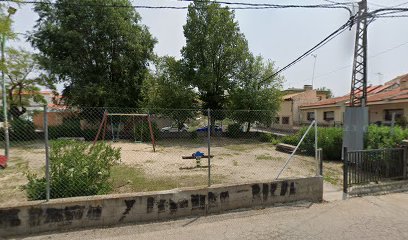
(0, 136), (343, 205)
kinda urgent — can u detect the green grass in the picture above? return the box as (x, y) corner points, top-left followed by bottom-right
(323, 171), (341, 186)
(110, 165), (223, 193)
(255, 154), (283, 161)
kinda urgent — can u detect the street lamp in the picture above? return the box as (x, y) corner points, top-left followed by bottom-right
(2, 7), (17, 158)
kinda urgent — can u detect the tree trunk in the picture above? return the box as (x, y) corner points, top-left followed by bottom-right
(246, 122), (251, 133)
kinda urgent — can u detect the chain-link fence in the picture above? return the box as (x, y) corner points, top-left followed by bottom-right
(0, 106), (322, 205)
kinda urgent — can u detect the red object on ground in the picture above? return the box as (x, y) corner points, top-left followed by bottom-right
(0, 155), (7, 169)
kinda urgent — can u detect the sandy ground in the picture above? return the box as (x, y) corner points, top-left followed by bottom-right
(112, 138), (318, 183)
(0, 138), (341, 206)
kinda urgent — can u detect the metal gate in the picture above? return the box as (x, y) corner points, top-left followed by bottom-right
(343, 147), (407, 193)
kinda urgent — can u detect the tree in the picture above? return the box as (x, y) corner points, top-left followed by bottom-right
(5, 48), (55, 118)
(141, 56), (198, 130)
(228, 55), (282, 132)
(317, 87), (334, 98)
(181, 0), (249, 117)
(29, 0), (156, 108)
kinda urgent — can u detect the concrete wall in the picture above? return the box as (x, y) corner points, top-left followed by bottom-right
(0, 177), (323, 237)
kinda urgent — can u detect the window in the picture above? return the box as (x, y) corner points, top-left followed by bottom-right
(323, 111), (334, 121)
(384, 109), (403, 121)
(307, 112), (315, 121)
(275, 117), (280, 124)
(282, 117), (290, 125)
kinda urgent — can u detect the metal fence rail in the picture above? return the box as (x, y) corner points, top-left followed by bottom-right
(0, 106), (320, 205)
(344, 148), (406, 190)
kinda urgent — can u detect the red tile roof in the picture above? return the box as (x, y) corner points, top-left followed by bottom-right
(301, 76), (408, 108)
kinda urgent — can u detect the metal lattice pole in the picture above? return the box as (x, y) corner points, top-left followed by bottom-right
(350, 0), (368, 107)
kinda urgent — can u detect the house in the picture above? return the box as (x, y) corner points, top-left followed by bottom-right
(275, 85), (330, 127)
(299, 73), (408, 126)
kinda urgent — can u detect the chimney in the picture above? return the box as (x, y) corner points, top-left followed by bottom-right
(304, 85), (313, 91)
(400, 78), (408, 90)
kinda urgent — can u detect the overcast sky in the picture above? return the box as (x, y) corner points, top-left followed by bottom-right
(8, 0), (408, 97)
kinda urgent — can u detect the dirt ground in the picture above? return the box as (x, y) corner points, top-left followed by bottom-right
(0, 138), (343, 206)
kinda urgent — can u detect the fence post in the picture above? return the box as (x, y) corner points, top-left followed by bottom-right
(403, 145), (408, 179)
(343, 147), (348, 194)
(207, 108), (211, 187)
(43, 105), (50, 201)
(314, 118), (318, 167)
(317, 148), (323, 176)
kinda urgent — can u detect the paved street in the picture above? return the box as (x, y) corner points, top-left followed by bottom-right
(15, 192), (408, 240)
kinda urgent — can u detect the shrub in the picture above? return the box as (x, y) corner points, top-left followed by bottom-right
(10, 118), (37, 141)
(48, 117), (83, 139)
(25, 140), (121, 200)
(226, 123), (243, 138)
(281, 127), (343, 160)
(281, 133), (299, 146)
(366, 125), (408, 149)
(259, 132), (274, 142)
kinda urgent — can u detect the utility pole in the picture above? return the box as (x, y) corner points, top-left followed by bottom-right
(350, 0), (368, 107)
(343, 0), (369, 154)
(311, 54), (317, 89)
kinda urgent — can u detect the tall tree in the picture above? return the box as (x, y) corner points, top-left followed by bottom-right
(29, 0), (156, 108)
(141, 56), (198, 130)
(5, 48), (55, 118)
(181, 0), (249, 115)
(228, 55), (282, 132)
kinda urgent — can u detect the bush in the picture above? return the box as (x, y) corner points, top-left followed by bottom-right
(281, 127), (343, 160)
(226, 123), (243, 138)
(48, 118), (83, 139)
(25, 140), (121, 200)
(10, 118), (37, 141)
(259, 132), (274, 142)
(366, 125), (408, 149)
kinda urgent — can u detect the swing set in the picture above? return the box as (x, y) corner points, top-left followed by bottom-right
(93, 111), (156, 152)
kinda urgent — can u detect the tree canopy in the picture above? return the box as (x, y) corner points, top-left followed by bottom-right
(181, 0), (249, 114)
(141, 56), (198, 129)
(29, 0), (156, 108)
(228, 55), (282, 131)
(5, 48), (55, 118)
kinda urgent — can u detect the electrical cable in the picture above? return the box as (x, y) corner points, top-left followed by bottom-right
(261, 15), (357, 83)
(289, 39), (408, 87)
(0, 0), (352, 14)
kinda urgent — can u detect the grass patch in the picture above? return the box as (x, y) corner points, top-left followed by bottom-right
(110, 164), (223, 193)
(255, 154), (283, 161)
(323, 171), (341, 186)
(233, 160), (238, 166)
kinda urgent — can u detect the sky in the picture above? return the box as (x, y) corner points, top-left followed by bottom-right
(7, 0), (408, 97)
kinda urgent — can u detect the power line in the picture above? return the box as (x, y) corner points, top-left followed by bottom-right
(261, 16), (356, 83)
(290, 39), (408, 86)
(0, 0), (352, 14)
